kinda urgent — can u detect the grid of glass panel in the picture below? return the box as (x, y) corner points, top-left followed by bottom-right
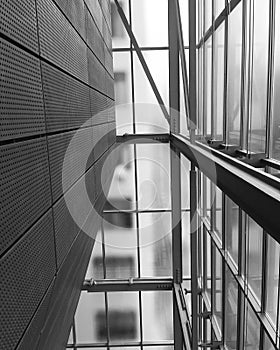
(194, 171), (279, 349)
(67, 1), (280, 349)
(194, 0), (280, 168)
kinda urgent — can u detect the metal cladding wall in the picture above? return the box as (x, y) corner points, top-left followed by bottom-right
(0, 0), (116, 349)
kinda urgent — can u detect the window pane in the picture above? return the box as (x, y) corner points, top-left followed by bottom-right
(224, 266), (238, 349)
(75, 292), (106, 343)
(244, 301), (260, 349)
(132, 0), (168, 47)
(103, 213), (138, 279)
(225, 196), (239, 267)
(266, 235), (280, 327)
(227, 3), (242, 145)
(142, 291), (173, 341)
(139, 213), (172, 277)
(204, 0), (212, 33)
(182, 211), (191, 278)
(181, 155), (190, 209)
(263, 332), (277, 350)
(133, 51), (169, 133)
(247, 218), (263, 302)
(213, 185), (223, 240)
(85, 230), (104, 279)
(213, 248), (223, 332)
(112, 0), (130, 48)
(213, 23), (225, 140)
(136, 144), (171, 210)
(214, 0), (225, 19)
(204, 38), (212, 136)
(108, 292), (140, 342)
(113, 52), (133, 135)
(271, 0), (280, 159)
(248, 0), (269, 153)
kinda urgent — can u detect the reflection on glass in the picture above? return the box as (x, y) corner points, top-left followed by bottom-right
(206, 233), (211, 292)
(244, 301), (260, 349)
(263, 332), (277, 350)
(182, 212), (191, 278)
(145, 347), (174, 350)
(75, 292), (106, 343)
(213, 248), (223, 331)
(198, 47), (204, 134)
(139, 213), (172, 277)
(224, 266), (238, 349)
(265, 235), (280, 327)
(112, 0), (130, 48)
(103, 213), (138, 279)
(108, 292), (140, 342)
(132, 0), (168, 47)
(213, 23), (224, 140)
(247, 217), (263, 302)
(248, 0), (269, 153)
(85, 230), (104, 279)
(271, 1), (280, 159)
(68, 326), (73, 344)
(181, 155), (190, 209)
(214, 0), (225, 19)
(137, 144), (171, 210)
(142, 291), (173, 341)
(204, 0), (212, 33)
(213, 185), (223, 240)
(113, 52), (133, 134)
(225, 196), (239, 267)
(133, 51), (169, 133)
(204, 38), (212, 136)
(227, 4), (242, 145)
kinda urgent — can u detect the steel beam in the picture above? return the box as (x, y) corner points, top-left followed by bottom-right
(189, 0), (197, 138)
(168, 1), (184, 349)
(116, 133), (170, 144)
(171, 134), (280, 245)
(83, 279), (173, 292)
(174, 283), (192, 350)
(114, 0), (170, 124)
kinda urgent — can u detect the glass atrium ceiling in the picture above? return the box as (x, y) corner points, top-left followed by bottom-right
(68, 0), (280, 349)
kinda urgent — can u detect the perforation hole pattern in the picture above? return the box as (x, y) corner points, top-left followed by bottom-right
(0, 38), (45, 140)
(0, 138), (52, 255)
(0, 0), (39, 53)
(0, 210), (56, 350)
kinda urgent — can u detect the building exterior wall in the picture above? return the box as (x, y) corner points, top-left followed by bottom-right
(0, 0), (116, 349)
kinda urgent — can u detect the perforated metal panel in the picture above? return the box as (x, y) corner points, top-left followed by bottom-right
(86, 8), (105, 64)
(0, 0), (39, 52)
(99, 0), (112, 35)
(105, 71), (115, 99)
(54, 176), (92, 267)
(37, 0), (88, 83)
(16, 280), (54, 350)
(53, 0), (86, 38)
(87, 48), (106, 93)
(93, 123), (109, 161)
(84, 0), (103, 33)
(0, 138), (52, 255)
(105, 47), (113, 78)
(90, 89), (108, 125)
(102, 14), (112, 52)
(41, 62), (91, 132)
(0, 210), (56, 350)
(0, 38), (45, 141)
(48, 127), (94, 202)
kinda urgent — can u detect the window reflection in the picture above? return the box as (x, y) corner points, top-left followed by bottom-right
(227, 4), (242, 145)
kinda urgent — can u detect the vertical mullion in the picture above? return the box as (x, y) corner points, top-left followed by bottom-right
(223, 0), (228, 143)
(190, 164), (198, 349)
(128, 2), (143, 350)
(168, 1), (183, 348)
(189, 0), (197, 141)
(266, 0), (276, 158)
(211, 0), (215, 138)
(72, 318), (77, 350)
